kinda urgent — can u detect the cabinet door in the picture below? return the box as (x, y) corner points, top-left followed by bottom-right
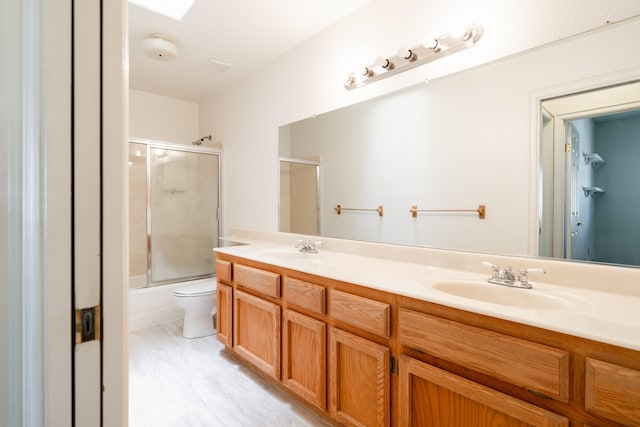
(398, 355), (569, 427)
(585, 358), (640, 425)
(282, 309), (326, 409)
(233, 290), (281, 379)
(329, 327), (390, 427)
(216, 282), (232, 347)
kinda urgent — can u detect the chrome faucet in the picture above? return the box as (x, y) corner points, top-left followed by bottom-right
(482, 262), (545, 289)
(295, 239), (320, 253)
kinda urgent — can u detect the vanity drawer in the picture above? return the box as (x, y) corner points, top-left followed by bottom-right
(329, 289), (390, 338)
(215, 259), (232, 283)
(283, 277), (325, 315)
(398, 308), (570, 402)
(234, 264), (280, 298)
(585, 358), (640, 425)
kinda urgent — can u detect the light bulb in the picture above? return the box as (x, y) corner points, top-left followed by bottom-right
(397, 47), (415, 61)
(451, 23), (470, 40)
(361, 67), (373, 78)
(371, 57), (393, 74)
(423, 37), (439, 50)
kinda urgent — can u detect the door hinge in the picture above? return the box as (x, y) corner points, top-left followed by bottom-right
(75, 306), (101, 345)
(565, 143), (571, 153)
(390, 355), (398, 375)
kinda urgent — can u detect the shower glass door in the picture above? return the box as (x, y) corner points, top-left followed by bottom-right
(146, 145), (219, 286)
(129, 142), (221, 288)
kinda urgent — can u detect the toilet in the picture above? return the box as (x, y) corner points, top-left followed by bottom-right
(172, 280), (217, 338)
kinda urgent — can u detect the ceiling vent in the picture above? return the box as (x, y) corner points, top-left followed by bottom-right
(143, 33), (178, 61)
(201, 57), (233, 73)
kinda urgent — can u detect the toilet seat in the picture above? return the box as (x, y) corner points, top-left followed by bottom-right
(173, 281), (216, 297)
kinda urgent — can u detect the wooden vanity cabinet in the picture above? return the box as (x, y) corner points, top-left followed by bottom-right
(215, 253), (640, 427)
(585, 358), (640, 426)
(282, 308), (326, 409)
(329, 327), (390, 427)
(215, 259), (233, 347)
(216, 283), (233, 347)
(327, 287), (392, 426)
(281, 277), (327, 409)
(398, 308), (570, 402)
(398, 355), (568, 427)
(233, 289), (281, 379)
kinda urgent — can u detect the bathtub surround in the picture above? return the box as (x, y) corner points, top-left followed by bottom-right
(129, 282), (186, 331)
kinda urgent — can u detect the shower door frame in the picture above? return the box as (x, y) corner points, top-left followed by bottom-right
(130, 138), (223, 287)
(278, 157), (321, 235)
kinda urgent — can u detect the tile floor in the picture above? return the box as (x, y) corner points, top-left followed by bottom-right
(129, 320), (332, 427)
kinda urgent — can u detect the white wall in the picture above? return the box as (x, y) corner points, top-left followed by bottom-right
(129, 89), (199, 144)
(198, 0), (640, 242)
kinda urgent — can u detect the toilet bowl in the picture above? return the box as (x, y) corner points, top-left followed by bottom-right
(172, 280), (217, 338)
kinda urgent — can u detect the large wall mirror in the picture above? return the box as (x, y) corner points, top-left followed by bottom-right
(278, 17), (640, 268)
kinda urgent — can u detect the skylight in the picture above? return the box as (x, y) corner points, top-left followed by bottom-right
(129, 0), (197, 21)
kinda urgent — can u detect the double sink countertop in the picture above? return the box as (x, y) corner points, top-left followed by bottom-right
(215, 237), (640, 352)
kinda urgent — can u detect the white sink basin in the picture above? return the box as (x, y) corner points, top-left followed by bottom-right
(431, 280), (572, 310)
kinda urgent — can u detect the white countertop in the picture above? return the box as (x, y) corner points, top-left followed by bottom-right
(215, 240), (640, 352)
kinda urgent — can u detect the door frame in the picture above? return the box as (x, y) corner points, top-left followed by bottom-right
(102, 0), (128, 425)
(528, 68), (640, 257)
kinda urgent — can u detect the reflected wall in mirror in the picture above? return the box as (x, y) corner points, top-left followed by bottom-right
(278, 17), (640, 267)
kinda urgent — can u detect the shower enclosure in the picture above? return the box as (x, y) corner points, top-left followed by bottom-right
(129, 140), (221, 288)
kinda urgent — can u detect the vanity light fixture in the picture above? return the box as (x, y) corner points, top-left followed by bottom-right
(343, 23), (483, 90)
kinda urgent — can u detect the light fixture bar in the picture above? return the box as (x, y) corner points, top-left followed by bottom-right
(344, 23), (483, 90)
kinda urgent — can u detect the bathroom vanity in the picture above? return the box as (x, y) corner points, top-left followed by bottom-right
(214, 235), (640, 427)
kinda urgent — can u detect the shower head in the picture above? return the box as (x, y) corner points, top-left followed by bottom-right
(192, 135), (212, 146)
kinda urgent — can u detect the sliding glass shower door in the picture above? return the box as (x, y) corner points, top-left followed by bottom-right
(129, 141), (220, 288)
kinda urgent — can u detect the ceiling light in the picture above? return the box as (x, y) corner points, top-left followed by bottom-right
(344, 23), (483, 90)
(143, 33), (178, 61)
(129, 0), (197, 21)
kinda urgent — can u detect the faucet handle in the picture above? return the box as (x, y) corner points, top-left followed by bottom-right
(481, 261), (499, 272)
(517, 268), (546, 284)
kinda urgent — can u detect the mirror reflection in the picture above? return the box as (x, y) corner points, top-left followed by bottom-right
(279, 18), (640, 268)
(539, 82), (640, 267)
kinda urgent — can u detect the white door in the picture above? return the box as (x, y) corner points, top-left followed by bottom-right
(1, 1), (126, 425)
(73, 0), (103, 423)
(74, 0), (128, 425)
